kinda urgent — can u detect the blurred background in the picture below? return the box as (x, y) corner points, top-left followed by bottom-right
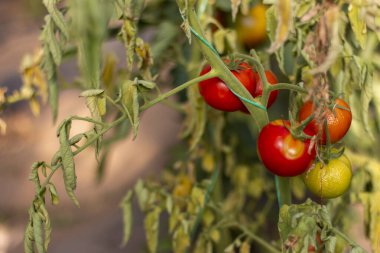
(0, 1), (180, 252)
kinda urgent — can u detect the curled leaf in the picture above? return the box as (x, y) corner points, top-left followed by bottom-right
(268, 0), (293, 53)
(58, 120), (79, 206)
(120, 191), (133, 246)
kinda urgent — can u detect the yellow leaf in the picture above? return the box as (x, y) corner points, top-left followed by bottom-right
(0, 118), (6, 135)
(202, 151), (215, 172)
(231, 0), (242, 21)
(268, 0), (293, 53)
(348, 3), (367, 49)
(29, 97), (41, 116)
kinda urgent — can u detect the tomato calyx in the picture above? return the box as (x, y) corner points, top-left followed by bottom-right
(287, 113), (315, 141)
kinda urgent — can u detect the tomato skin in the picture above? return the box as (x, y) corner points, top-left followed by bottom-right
(241, 70), (278, 113)
(236, 4), (267, 47)
(257, 120), (316, 177)
(298, 98), (352, 144)
(198, 62), (255, 112)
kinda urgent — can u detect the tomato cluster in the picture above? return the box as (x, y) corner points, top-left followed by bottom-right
(198, 60), (278, 112)
(257, 98), (352, 179)
(256, 97), (352, 198)
(198, 58), (353, 199)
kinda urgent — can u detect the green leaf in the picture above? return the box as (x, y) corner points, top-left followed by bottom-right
(166, 195), (173, 214)
(40, 16), (62, 67)
(43, 0), (69, 39)
(39, 203), (52, 251)
(121, 80), (140, 138)
(58, 120), (79, 206)
(278, 200), (336, 252)
(32, 211), (45, 253)
(120, 191), (133, 246)
(144, 207), (161, 253)
(348, 3), (367, 49)
(48, 183), (60, 205)
(134, 180), (149, 211)
(24, 217), (35, 253)
(69, 0), (112, 89)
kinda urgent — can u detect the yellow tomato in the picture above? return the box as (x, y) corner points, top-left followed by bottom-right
(236, 4), (268, 47)
(303, 155), (352, 199)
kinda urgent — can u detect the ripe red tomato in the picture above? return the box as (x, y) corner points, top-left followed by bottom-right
(241, 70), (278, 113)
(298, 98), (352, 144)
(198, 61), (255, 112)
(257, 120), (316, 177)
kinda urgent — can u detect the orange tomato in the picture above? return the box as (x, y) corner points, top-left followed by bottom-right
(298, 98), (352, 144)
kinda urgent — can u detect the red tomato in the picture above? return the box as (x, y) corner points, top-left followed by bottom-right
(298, 98), (352, 144)
(198, 61), (255, 112)
(257, 120), (316, 177)
(241, 70), (278, 113)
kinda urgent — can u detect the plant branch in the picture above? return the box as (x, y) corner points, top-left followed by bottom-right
(228, 222), (282, 253)
(331, 227), (365, 250)
(140, 70), (217, 111)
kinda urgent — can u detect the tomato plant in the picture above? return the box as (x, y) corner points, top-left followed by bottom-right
(298, 98), (352, 144)
(257, 120), (316, 177)
(0, 0), (379, 253)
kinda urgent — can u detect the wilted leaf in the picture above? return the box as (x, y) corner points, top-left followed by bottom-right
(121, 191), (133, 246)
(213, 29), (226, 54)
(32, 211), (45, 253)
(230, 0), (242, 21)
(39, 203), (52, 251)
(43, 0), (69, 39)
(58, 120), (79, 206)
(121, 80), (140, 138)
(239, 241), (250, 253)
(144, 207), (161, 253)
(101, 54), (117, 91)
(134, 180), (149, 211)
(268, 0), (293, 53)
(173, 224), (190, 253)
(191, 187), (205, 207)
(24, 216), (34, 253)
(69, 0), (112, 88)
(348, 3), (367, 49)
(80, 89), (106, 117)
(48, 183), (60, 205)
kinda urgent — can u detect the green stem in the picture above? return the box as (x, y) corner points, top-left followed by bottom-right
(140, 70), (217, 111)
(268, 83), (307, 94)
(229, 223), (282, 253)
(275, 176), (291, 207)
(70, 116), (109, 127)
(331, 227), (365, 250)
